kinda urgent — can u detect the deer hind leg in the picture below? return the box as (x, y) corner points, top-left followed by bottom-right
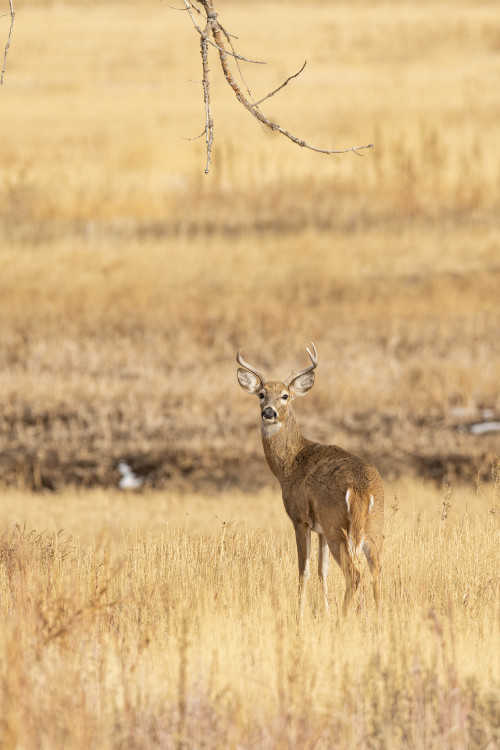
(328, 540), (360, 616)
(339, 542), (360, 616)
(318, 533), (330, 612)
(294, 523), (311, 622)
(363, 538), (381, 614)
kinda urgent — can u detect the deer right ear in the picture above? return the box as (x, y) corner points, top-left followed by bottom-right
(237, 368), (262, 395)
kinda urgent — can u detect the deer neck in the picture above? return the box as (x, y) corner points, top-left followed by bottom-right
(262, 408), (305, 484)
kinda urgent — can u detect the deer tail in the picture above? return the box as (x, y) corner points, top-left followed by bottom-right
(345, 486), (374, 558)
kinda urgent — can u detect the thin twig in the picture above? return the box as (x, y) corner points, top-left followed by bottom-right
(1, 0), (15, 86)
(183, 128), (206, 141)
(182, 0), (204, 36)
(205, 35), (266, 64)
(183, 1), (265, 64)
(221, 23), (260, 111)
(253, 61), (307, 107)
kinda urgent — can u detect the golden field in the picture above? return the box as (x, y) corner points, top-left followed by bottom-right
(0, 479), (499, 749)
(0, 0), (499, 490)
(0, 0), (500, 746)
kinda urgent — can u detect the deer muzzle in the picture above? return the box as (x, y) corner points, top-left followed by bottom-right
(261, 406), (278, 421)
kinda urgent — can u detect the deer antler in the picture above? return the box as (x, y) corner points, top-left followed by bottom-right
(284, 342), (318, 386)
(236, 350), (266, 385)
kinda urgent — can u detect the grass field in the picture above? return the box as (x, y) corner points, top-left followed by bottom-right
(1, 0), (500, 746)
(0, 479), (499, 749)
(1, 1), (499, 490)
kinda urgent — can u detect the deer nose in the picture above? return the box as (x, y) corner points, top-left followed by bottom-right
(262, 407), (277, 421)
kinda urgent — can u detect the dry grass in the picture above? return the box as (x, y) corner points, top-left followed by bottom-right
(1, 1), (499, 489)
(0, 478), (499, 749)
(2, 2), (500, 234)
(0, 470), (497, 542)
(1, 230), (499, 489)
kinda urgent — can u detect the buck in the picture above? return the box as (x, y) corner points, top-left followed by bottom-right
(236, 343), (384, 619)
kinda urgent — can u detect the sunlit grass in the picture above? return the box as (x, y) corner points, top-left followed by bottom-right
(0, 480), (499, 748)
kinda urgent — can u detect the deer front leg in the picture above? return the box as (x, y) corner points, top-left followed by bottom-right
(294, 523), (311, 622)
(318, 533), (330, 612)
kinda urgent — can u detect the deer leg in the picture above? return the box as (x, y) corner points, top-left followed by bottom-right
(294, 523), (311, 622)
(363, 538), (381, 614)
(326, 540), (358, 616)
(318, 533), (330, 612)
(339, 542), (360, 616)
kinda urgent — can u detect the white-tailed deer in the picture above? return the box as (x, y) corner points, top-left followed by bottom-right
(237, 343), (384, 619)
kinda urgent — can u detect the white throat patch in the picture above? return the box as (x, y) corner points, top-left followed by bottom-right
(261, 421), (282, 438)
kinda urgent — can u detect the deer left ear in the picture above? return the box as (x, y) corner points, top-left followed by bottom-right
(289, 371), (315, 397)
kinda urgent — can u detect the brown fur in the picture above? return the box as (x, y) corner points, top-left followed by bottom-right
(346, 486), (374, 555)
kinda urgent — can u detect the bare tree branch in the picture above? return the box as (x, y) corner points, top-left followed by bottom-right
(182, 2), (265, 64)
(1, 0), (15, 86)
(200, 22), (213, 174)
(221, 23), (261, 112)
(180, 0), (373, 173)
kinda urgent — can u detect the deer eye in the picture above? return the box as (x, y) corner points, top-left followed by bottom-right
(281, 394), (289, 401)
(259, 393), (265, 400)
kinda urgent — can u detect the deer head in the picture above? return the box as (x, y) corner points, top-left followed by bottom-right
(236, 343), (318, 430)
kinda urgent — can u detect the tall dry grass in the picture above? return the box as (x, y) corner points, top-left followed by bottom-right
(0, 478), (499, 748)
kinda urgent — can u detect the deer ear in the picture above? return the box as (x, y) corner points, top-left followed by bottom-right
(289, 371), (315, 397)
(237, 368), (262, 395)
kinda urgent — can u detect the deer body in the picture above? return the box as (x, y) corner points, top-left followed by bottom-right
(237, 345), (384, 618)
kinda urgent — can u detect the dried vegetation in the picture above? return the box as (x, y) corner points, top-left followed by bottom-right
(0, 477), (499, 748)
(1, 2), (500, 490)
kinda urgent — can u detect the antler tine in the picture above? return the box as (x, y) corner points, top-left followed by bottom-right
(236, 349), (266, 385)
(284, 342), (318, 386)
(305, 341), (318, 366)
